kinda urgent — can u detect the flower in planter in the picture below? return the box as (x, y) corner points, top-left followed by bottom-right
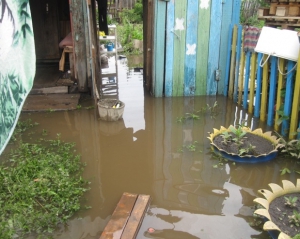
(254, 179), (300, 238)
(207, 125), (281, 163)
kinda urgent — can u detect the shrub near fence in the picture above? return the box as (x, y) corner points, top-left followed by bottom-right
(225, 24), (300, 140)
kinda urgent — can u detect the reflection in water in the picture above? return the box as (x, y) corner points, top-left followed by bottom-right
(9, 56), (296, 239)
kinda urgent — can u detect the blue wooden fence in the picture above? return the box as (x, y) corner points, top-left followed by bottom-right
(225, 24), (300, 140)
(153, 0), (241, 97)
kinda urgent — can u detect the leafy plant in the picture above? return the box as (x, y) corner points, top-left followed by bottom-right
(177, 102), (219, 123)
(289, 210), (300, 227)
(239, 144), (256, 156)
(280, 167), (291, 175)
(229, 125), (247, 146)
(179, 141), (201, 153)
(285, 196), (298, 208)
(221, 131), (232, 144)
(276, 109), (290, 127)
(279, 138), (300, 159)
(0, 122), (90, 238)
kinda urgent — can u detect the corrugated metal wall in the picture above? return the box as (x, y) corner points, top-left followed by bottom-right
(152, 0), (241, 97)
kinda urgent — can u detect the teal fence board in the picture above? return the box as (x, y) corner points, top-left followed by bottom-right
(207, 0), (222, 95)
(184, 0), (199, 96)
(218, 0), (233, 95)
(164, 0), (175, 97)
(154, 0), (166, 97)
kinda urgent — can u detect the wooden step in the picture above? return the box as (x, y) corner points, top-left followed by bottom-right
(100, 192), (151, 239)
(22, 93), (80, 112)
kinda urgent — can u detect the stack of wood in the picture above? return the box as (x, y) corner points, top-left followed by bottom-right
(258, 0), (300, 29)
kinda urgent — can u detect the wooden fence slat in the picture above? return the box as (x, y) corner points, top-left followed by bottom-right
(207, 0), (222, 95)
(249, 52), (257, 114)
(238, 30), (245, 106)
(243, 52), (251, 109)
(254, 53), (263, 118)
(274, 58), (285, 132)
(121, 194), (151, 239)
(195, 0), (211, 95)
(282, 61), (296, 136)
(224, 24), (233, 97)
(260, 55), (269, 122)
(219, 0), (234, 95)
(233, 25), (242, 102)
(173, 0), (187, 96)
(184, 0), (199, 96)
(289, 57), (300, 139)
(154, 0), (167, 97)
(164, 0), (175, 97)
(267, 57), (278, 126)
(228, 25), (237, 99)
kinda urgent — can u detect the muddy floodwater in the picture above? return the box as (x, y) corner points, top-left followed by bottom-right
(3, 55), (299, 239)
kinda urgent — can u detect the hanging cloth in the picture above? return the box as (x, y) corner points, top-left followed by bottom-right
(96, 0), (108, 35)
(243, 26), (261, 52)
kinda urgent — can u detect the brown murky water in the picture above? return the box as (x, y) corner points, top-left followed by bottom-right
(3, 55), (299, 239)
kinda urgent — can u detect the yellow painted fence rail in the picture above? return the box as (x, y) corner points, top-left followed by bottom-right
(225, 25), (300, 139)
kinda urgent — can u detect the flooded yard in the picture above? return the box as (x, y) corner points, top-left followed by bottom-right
(2, 55), (298, 239)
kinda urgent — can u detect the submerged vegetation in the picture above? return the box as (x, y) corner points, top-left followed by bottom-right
(0, 120), (90, 238)
(176, 101), (219, 123)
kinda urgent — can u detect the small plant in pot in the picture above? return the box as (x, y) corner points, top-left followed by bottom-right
(254, 179), (300, 238)
(207, 124), (281, 163)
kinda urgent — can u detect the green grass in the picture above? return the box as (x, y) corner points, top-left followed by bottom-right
(0, 121), (90, 238)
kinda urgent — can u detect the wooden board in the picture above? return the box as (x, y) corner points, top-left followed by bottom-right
(22, 94), (80, 112)
(184, 0), (199, 96)
(153, 0), (167, 97)
(164, 0), (175, 97)
(30, 86), (69, 95)
(172, 0), (187, 96)
(121, 194), (151, 239)
(100, 192), (151, 239)
(206, 0), (222, 95)
(195, 0), (211, 95)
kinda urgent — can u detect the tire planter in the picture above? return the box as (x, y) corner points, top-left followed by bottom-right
(207, 126), (281, 163)
(254, 179), (300, 239)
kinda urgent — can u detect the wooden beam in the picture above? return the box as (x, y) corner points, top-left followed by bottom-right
(121, 194), (151, 239)
(100, 193), (138, 239)
(100, 193), (151, 239)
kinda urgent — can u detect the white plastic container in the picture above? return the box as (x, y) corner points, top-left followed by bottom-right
(97, 99), (125, 121)
(255, 26), (300, 62)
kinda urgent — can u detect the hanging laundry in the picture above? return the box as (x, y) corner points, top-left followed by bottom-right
(243, 26), (261, 52)
(96, 0), (109, 35)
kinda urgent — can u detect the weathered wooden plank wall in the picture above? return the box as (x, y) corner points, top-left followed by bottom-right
(153, 0), (241, 97)
(70, 0), (88, 92)
(118, 0), (137, 9)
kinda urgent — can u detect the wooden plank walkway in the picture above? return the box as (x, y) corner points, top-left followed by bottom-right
(22, 94), (80, 112)
(100, 192), (151, 239)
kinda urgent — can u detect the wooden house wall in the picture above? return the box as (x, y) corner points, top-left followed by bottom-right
(70, 0), (100, 93)
(153, 0), (241, 97)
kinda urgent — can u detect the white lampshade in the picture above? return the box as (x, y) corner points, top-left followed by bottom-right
(255, 26), (300, 62)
